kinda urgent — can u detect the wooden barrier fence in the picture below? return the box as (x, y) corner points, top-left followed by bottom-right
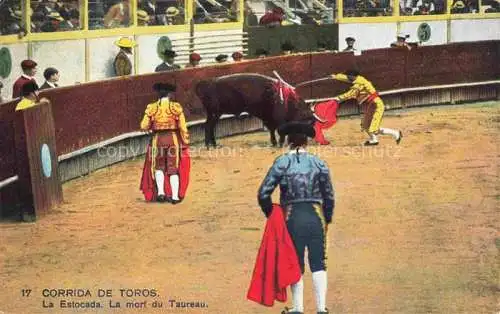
(0, 40), (498, 219)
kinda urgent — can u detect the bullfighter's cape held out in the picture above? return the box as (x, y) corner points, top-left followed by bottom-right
(273, 73), (339, 145)
(247, 204), (302, 306)
(312, 100), (339, 145)
(139, 139), (191, 202)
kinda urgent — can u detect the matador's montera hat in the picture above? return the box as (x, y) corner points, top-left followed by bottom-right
(153, 82), (176, 93)
(278, 121), (315, 138)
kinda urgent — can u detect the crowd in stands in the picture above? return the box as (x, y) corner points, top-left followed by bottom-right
(2, 0), (498, 34)
(0, 0), (80, 35)
(451, 0), (498, 13)
(0, 0), (240, 34)
(400, 0), (446, 15)
(341, 0), (497, 15)
(252, 0), (335, 26)
(343, 0), (393, 16)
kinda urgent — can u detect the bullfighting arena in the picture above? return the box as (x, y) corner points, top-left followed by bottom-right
(1, 102), (499, 314)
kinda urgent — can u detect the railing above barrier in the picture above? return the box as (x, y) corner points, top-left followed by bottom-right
(305, 80), (500, 103)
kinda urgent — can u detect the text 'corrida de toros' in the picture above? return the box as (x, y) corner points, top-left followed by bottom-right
(42, 288), (158, 298)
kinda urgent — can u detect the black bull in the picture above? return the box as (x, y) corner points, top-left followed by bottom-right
(195, 73), (314, 147)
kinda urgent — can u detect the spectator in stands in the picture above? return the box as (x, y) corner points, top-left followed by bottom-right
(232, 51), (244, 62)
(343, 37), (357, 52)
(138, 0), (156, 19)
(464, 0), (479, 12)
(165, 7), (183, 25)
(155, 49), (181, 72)
(451, 0), (473, 12)
(185, 53), (202, 68)
(12, 60), (38, 99)
(40, 67), (60, 89)
(3, 7), (34, 35)
(31, 11), (46, 32)
(15, 81), (50, 111)
(57, 1), (71, 20)
(88, 6), (105, 29)
(137, 10), (150, 26)
(259, 7), (285, 27)
(215, 54), (229, 63)
(103, 0), (130, 28)
(34, 0), (57, 16)
(114, 37), (136, 76)
(484, 1), (499, 12)
(1, 9), (23, 36)
(255, 48), (269, 58)
(355, 0), (368, 15)
(281, 41), (295, 55)
(59, 8), (80, 30)
(391, 33), (412, 50)
(40, 11), (64, 32)
(414, 0), (436, 14)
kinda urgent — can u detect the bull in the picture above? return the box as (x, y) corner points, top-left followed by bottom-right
(195, 73), (315, 148)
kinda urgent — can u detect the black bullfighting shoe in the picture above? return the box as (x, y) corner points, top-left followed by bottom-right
(364, 141), (379, 146)
(171, 198), (182, 205)
(157, 195), (166, 203)
(164, 197), (173, 204)
(396, 130), (403, 145)
(317, 308), (329, 314)
(281, 307), (303, 314)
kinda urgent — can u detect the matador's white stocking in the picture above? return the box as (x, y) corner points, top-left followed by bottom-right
(379, 128), (400, 140)
(312, 270), (327, 312)
(155, 170), (165, 196)
(291, 276), (304, 312)
(170, 174), (180, 200)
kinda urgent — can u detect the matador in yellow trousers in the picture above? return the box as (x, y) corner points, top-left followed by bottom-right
(332, 70), (403, 146)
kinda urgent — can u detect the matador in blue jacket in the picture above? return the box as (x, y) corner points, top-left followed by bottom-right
(258, 121), (335, 314)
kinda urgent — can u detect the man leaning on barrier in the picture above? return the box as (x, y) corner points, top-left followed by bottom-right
(15, 81), (50, 111)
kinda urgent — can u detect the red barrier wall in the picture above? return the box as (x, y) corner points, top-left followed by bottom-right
(0, 41), (498, 174)
(0, 102), (23, 212)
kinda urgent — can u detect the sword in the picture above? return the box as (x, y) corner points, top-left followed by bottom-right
(295, 76), (333, 87)
(273, 71), (328, 123)
(272, 71), (295, 89)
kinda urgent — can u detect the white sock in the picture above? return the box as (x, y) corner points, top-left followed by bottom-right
(369, 133), (378, 143)
(380, 128), (399, 140)
(154, 170), (165, 196)
(312, 271), (327, 312)
(170, 174), (180, 200)
(291, 277), (304, 312)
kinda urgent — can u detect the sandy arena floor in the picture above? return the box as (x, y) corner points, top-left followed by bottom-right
(0, 102), (499, 314)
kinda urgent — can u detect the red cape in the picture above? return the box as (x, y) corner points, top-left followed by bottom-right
(247, 204), (302, 307)
(139, 143), (191, 202)
(313, 100), (339, 145)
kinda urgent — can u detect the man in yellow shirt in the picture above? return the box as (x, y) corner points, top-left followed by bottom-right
(139, 83), (190, 204)
(15, 81), (50, 111)
(332, 70), (402, 146)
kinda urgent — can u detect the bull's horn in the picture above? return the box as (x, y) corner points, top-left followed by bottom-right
(313, 113), (327, 123)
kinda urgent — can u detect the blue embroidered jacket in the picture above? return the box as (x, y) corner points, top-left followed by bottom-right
(257, 150), (335, 223)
